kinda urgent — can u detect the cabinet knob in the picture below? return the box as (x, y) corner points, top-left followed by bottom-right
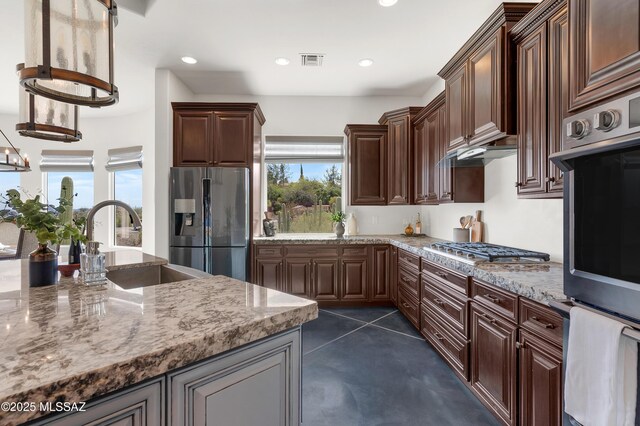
(514, 182), (523, 188)
(515, 341), (525, 350)
(545, 177), (556, 183)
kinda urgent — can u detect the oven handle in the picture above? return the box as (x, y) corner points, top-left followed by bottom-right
(549, 299), (640, 342)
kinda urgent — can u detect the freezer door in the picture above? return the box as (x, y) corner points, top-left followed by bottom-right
(170, 247), (207, 273)
(208, 168), (250, 247)
(170, 167), (207, 248)
(210, 247), (249, 282)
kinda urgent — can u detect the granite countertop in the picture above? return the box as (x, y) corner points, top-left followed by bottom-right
(254, 234), (565, 304)
(0, 251), (317, 425)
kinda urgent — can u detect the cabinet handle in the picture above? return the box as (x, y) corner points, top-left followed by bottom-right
(545, 177), (556, 183)
(434, 332), (445, 341)
(434, 271), (447, 279)
(401, 302), (411, 309)
(516, 341), (525, 350)
(485, 294), (501, 304)
(434, 297), (446, 306)
(530, 316), (555, 329)
(514, 182), (523, 187)
(442, 191), (452, 196)
(480, 313), (497, 324)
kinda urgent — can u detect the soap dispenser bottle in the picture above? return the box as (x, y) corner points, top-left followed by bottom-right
(80, 241), (106, 284)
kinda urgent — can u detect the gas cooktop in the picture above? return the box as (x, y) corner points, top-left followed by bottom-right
(425, 242), (550, 265)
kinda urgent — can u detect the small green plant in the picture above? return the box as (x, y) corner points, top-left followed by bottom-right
(331, 211), (346, 224)
(1, 189), (86, 246)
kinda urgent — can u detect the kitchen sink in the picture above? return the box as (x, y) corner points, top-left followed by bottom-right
(106, 264), (201, 289)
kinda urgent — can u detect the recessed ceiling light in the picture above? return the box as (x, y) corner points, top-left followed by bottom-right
(275, 57), (290, 66)
(358, 58), (374, 67)
(378, 0), (398, 7)
(181, 56), (198, 65)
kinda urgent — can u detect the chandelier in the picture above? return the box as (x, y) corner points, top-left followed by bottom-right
(18, 0), (119, 108)
(0, 130), (31, 173)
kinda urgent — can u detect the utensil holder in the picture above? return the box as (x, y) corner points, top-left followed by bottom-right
(453, 228), (470, 242)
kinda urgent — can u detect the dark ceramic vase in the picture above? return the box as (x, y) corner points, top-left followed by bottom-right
(29, 243), (58, 287)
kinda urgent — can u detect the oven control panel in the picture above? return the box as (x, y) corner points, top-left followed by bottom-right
(563, 92), (640, 149)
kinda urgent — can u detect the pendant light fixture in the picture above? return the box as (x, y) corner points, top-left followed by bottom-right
(15, 80), (82, 143)
(0, 130), (31, 173)
(18, 0), (119, 108)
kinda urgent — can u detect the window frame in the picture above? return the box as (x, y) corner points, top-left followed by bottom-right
(109, 169), (143, 251)
(262, 135), (346, 235)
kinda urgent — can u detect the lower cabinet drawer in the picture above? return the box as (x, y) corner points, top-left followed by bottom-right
(398, 288), (420, 330)
(398, 265), (420, 300)
(421, 305), (469, 381)
(422, 277), (468, 337)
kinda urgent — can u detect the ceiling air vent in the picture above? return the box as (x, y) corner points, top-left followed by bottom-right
(300, 53), (324, 67)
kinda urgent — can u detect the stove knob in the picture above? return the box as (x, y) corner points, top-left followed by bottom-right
(467, 254), (475, 259)
(446, 248), (454, 253)
(594, 110), (620, 132)
(456, 250), (463, 256)
(566, 119), (591, 139)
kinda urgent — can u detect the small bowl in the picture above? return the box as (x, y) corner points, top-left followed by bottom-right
(58, 263), (80, 278)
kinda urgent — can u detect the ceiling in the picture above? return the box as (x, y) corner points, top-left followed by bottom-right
(0, 0), (538, 118)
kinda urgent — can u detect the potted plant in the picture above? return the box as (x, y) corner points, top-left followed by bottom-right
(331, 211), (346, 238)
(1, 189), (86, 287)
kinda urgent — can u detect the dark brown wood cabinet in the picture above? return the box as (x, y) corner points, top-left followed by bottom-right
(173, 104), (264, 168)
(371, 245), (391, 301)
(470, 301), (518, 426)
(512, 0), (567, 199)
(390, 246), (398, 305)
(313, 258), (340, 301)
(345, 125), (388, 206)
(212, 111), (252, 167)
(254, 258), (283, 291)
(341, 257), (368, 301)
(569, 0), (640, 111)
(379, 107), (422, 205)
(173, 111), (214, 166)
(413, 100), (440, 205)
(285, 259), (312, 298)
(438, 3), (535, 150)
(518, 330), (563, 426)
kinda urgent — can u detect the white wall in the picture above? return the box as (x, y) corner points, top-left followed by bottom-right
(154, 69), (195, 257)
(0, 109), (155, 253)
(423, 156), (563, 261)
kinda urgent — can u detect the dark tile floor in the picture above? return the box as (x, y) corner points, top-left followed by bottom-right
(302, 307), (499, 426)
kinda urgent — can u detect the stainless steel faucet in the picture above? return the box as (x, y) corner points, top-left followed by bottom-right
(85, 200), (142, 242)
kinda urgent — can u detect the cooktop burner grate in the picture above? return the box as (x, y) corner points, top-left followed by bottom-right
(429, 242), (550, 262)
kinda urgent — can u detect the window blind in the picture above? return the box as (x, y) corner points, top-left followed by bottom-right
(106, 146), (143, 171)
(40, 150), (94, 172)
(264, 136), (344, 161)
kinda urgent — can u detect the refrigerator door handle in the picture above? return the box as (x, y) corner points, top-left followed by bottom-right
(203, 178), (212, 245)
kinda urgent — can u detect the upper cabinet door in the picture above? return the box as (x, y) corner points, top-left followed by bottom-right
(547, 6), (569, 195)
(468, 30), (504, 145)
(413, 118), (428, 205)
(517, 24), (547, 196)
(425, 108), (441, 204)
(387, 115), (412, 205)
(346, 125), (387, 206)
(439, 104), (454, 203)
(174, 111), (214, 166)
(570, 0), (640, 111)
(445, 63), (468, 152)
(213, 111), (252, 167)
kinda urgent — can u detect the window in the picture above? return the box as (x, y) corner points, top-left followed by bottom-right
(264, 136), (344, 234)
(46, 172), (94, 220)
(107, 146), (143, 248)
(113, 169), (143, 247)
(0, 173), (20, 212)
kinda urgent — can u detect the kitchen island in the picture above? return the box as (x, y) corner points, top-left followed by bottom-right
(0, 251), (317, 425)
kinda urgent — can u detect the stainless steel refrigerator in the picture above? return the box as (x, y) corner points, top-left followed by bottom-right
(169, 167), (250, 281)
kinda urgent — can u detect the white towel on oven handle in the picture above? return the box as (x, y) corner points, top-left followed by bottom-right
(565, 306), (638, 426)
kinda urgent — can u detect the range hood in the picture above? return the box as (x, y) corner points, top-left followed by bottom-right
(437, 141), (517, 168)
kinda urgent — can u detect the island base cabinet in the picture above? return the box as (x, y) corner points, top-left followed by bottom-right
(168, 328), (301, 426)
(30, 378), (165, 426)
